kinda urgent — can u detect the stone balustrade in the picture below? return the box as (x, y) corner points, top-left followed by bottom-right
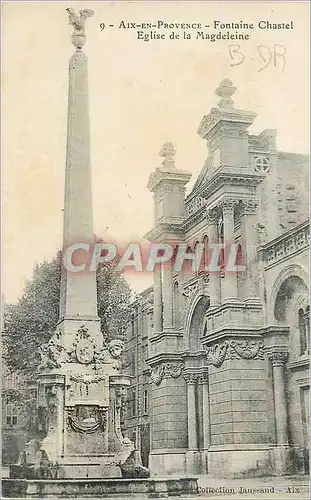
(261, 221), (309, 268)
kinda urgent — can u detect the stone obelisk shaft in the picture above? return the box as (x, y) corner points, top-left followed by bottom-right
(58, 49), (101, 346)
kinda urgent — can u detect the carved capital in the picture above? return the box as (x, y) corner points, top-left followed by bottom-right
(183, 372), (199, 384)
(220, 199), (236, 216)
(242, 199), (258, 216)
(206, 208), (219, 226)
(266, 349), (288, 367)
(197, 372), (209, 384)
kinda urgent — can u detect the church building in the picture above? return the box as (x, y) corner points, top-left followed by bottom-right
(124, 79), (309, 478)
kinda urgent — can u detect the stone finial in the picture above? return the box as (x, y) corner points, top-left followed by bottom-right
(159, 142), (176, 169)
(66, 7), (94, 49)
(215, 78), (236, 109)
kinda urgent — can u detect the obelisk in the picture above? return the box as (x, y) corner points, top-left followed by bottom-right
(58, 7), (102, 348)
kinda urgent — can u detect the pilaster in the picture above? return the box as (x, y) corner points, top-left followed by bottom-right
(240, 199), (259, 301)
(220, 199), (239, 302)
(206, 208), (221, 306)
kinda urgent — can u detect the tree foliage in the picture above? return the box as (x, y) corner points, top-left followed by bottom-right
(3, 251), (133, 379)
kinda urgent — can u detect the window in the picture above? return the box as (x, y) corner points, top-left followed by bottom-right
(254, 156), (270, 173)
(299, 307), (310, 355)
(3, 372), (19, 390)
(6, 403), (17, 426)
(218, 216), (225, 277)
(131, 352), (136, 377)
(129, 390), (137, 417)
(143, 390), (148, 414)
(202, 235), (209, 274)
(130, 315), (135, 338)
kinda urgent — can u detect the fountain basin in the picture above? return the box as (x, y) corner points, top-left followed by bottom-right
(2, 477), (199, 498)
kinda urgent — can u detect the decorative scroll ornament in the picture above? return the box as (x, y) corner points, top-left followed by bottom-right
(67, 405), (107, 434)
(182, 275), (209, 308)
(150, 362), (184, 386)
(230, 340), (264, 360)
(70, 373), (106, 386)
(187, 196), (206, 216)
(206, 340), (265, 367)
(150, 365), (165, 385)
(206, 342), (229, 367)
(73, 325), (95, 364)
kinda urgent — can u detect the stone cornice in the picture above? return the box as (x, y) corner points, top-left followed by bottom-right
(149, 330), (183, 345)
(286, 357), (309, 371)
(147, 167), (191, 192)
(182, 205), (206, 231)
(146, 352), (183, 368)
(185, 165), (265, 205)
(144, 222), (185, 242)
(198, 107), (257, 140)
(205, 299), (263, 317)
(259, 325), (290, 336)
(201, 327), (263, 346)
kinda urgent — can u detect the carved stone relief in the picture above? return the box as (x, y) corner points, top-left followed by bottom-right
(206, 339), (265, 367)
(150, 362), (184, 386)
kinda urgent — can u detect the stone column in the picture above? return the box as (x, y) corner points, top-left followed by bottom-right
(153, 265), (162, 333)
(206, 209), (221, 306)
(184, 373), (198, 450)
(240, 200), (258, 300)
(162, 261), (173, 331)
(221, 199), (238, 301)
(198, 372), (211, 449)
(267, 350), (289, 445)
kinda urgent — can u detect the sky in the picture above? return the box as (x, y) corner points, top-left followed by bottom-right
(2, 1), (309, 303)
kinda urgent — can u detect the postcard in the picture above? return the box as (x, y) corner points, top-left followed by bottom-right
(1, 1), (309, 499)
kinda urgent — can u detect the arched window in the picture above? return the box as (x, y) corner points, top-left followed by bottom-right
(183, 245), (194, 279)
(193, 240), (203, 275)
(236, 243), (245, 268)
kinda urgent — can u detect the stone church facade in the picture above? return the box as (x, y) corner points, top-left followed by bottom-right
(124, 79), (309, 478)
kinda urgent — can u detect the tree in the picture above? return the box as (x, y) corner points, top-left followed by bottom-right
(3, 251), (133, 379)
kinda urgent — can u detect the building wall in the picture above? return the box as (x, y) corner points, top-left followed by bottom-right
(125, 80), (309, 477)
(123, 287), (153, 467)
